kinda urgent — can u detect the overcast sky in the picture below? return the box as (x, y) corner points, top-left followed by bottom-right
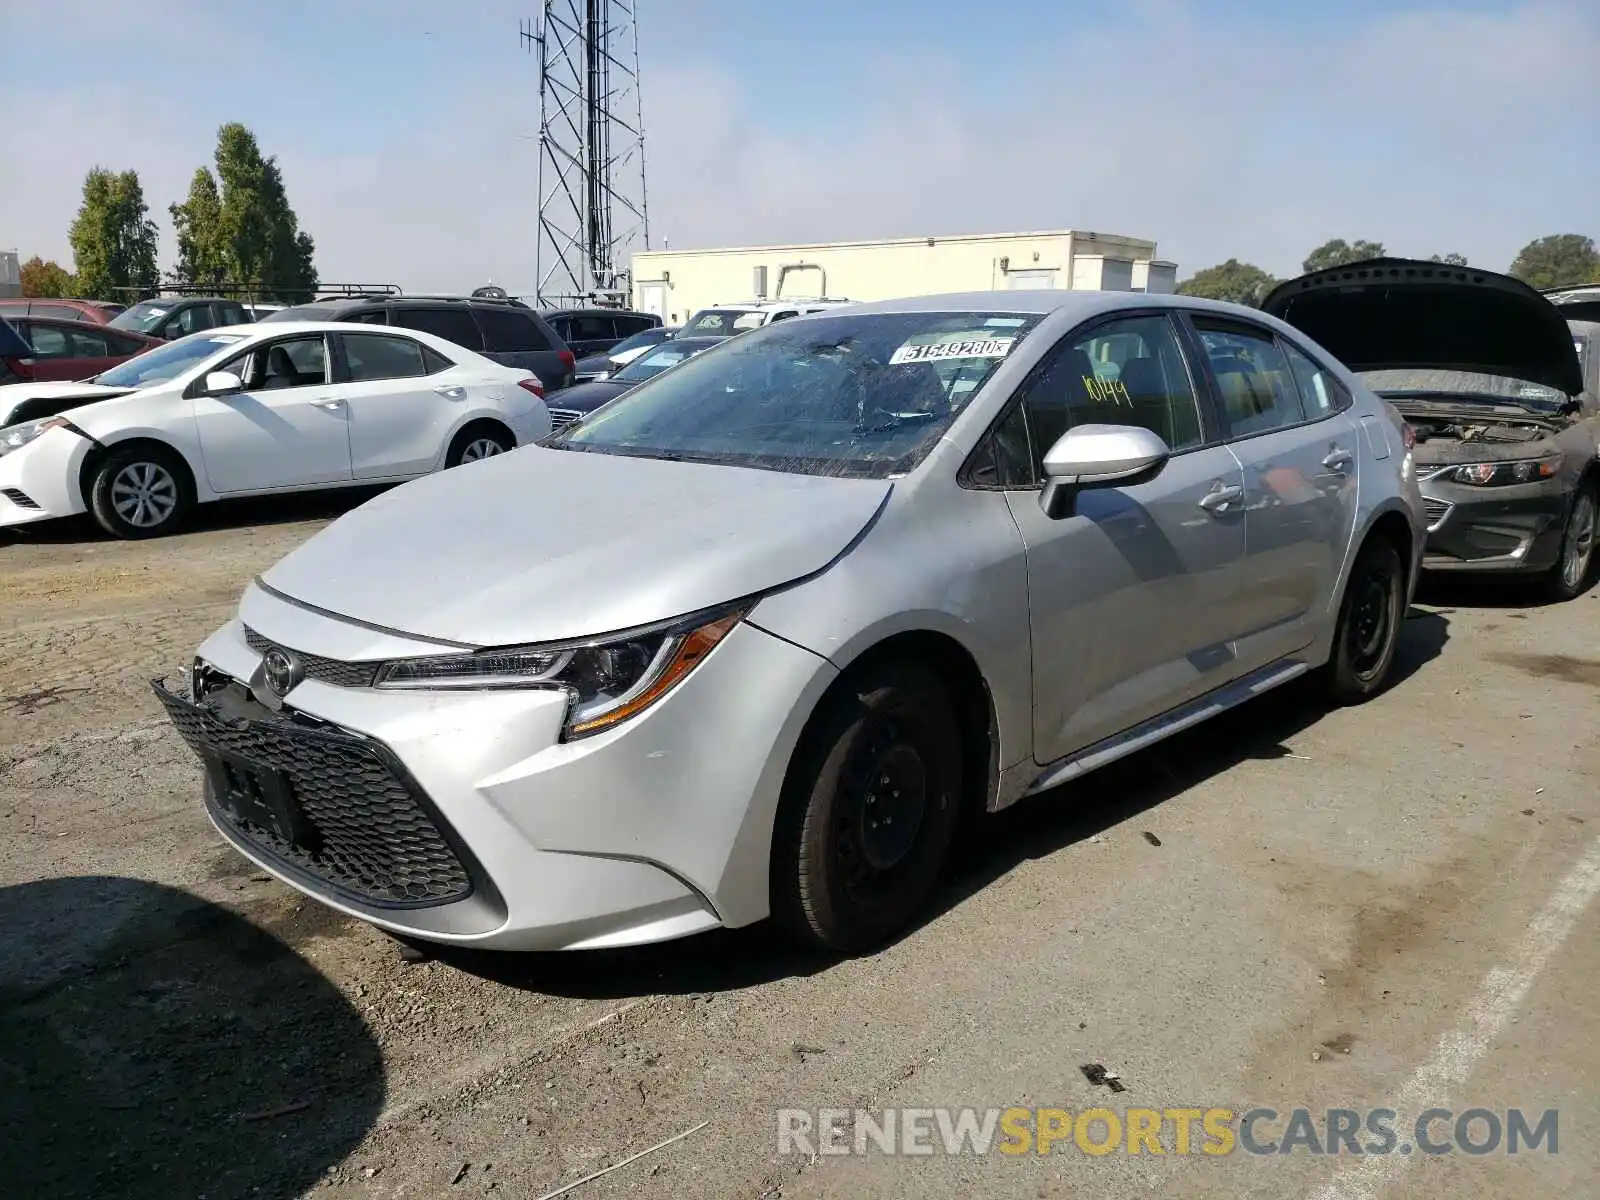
(2, 0), (1596, 292)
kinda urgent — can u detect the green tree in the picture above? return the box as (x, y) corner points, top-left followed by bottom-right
(1175, 259), (1276, 307)
(1507, 234), (1600, 290)
(1301, 238), (1386, 273)
(1429, 252), (1468, 266)
(66, 168), (159, 302)
(19, 256), (75, 298)
(211, 123), (318, 302)
(169, 167), (229, 288)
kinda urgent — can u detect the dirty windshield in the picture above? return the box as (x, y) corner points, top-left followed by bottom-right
(551, 311), (1040, 478)
(92, 332), (247, 388)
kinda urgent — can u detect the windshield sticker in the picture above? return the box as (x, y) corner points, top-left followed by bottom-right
(889, 336), (1015, 365)
(984, 317), (1027, 328)
(144, 307), (168, 317)
(208, 335), (246, 345)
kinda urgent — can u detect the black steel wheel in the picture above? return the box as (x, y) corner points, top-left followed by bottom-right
(1322, 537), (1405, 704)
(772, 662), (963, 954)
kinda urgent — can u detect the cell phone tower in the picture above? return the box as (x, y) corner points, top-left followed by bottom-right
(521, 1), (650, 308)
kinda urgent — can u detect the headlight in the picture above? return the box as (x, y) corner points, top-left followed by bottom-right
(373, 606), (747, 739)
(0, 417), (71, 456)
(1449, 455), (1563, 486)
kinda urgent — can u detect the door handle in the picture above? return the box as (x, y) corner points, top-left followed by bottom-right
(433, 385), (467, 400)
(1322, 446), (1354, 472)
(308, 397), (345, 410)
(1198, 484), (1244, 513)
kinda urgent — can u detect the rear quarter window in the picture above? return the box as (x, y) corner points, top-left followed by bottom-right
(475, 307), (552, 352)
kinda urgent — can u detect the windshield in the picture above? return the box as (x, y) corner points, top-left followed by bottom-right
(682, 308), (764, 337)
(108, 299), (179, 333)
(612, 341), (709, 381)
(1359, 368), (1569, 412)
(609, 327), (670, 357)
(551, 311), (1042, 479)
(93, 332), (248, 388)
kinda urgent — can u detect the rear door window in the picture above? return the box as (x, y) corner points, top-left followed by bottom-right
(392, 306), (483, 350)
(476, 307), (552, 352)
(69, 326), (112, 357)
(341, 332), (430, 381)
(214, 301), (249, 327)
(570, 314), (616, 342)
(612, 314), (656, 337)
(173, 304), (217, 336)
(1191, 321), (1307, 438)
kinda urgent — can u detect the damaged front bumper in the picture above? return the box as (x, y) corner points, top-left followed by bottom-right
(1418, 472), (1567, 573)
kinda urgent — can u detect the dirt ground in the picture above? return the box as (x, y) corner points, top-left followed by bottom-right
(3, 491), (1597, 1200)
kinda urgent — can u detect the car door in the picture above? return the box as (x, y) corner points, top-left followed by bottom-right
(983, 311), (1251, 763)
(16, 320), (81, 382)
(334, 330), (459, 479)
(191, 333), (354, 492)
(1183, 315), (1362, 675)
(473, 305), (557, 376)
(568, 313), (618, 356)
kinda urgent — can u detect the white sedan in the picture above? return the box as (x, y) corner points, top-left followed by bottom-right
(0, 321), (551, 538)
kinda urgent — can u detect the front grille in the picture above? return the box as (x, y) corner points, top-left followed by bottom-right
(548, 407), (582, 429)
(1423, 497), (1452, 531)
(243, 626), (379, 689)
(1, 487), (39, 510)
(154, 680), (473, 907)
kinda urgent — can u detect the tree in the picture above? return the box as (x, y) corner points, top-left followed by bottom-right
(67, 168), (159, 301)
(20, 256), (74, 298)
(1429, 252), (1468, 266)
(1302, 238), (1386, 273)
(1507, 234), (1600, 290)
(210, 123), (318, 302)
(1175, 259), (1276, 307)
(169, 167), (229, 289)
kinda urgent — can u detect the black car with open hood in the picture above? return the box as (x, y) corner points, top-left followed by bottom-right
(1263, 258), (1599, 601)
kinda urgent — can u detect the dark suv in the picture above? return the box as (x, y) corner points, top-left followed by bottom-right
(540, 307), (662, 358)
(110, 296), (252, 340)
(263, 295), (576, 391)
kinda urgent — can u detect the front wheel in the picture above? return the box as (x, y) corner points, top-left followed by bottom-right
(771, 662), (963, 954)
(87, 445), (192, 539)
(1321, 538), (1405, 705)
(1543, 481), (1597, 603)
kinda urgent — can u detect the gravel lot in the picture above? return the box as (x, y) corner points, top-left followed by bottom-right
(3, 491), (1596, 1200)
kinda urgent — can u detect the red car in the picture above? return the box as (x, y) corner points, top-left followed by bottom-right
(6, 315), (162, 382)
(0, 297), (122, 324)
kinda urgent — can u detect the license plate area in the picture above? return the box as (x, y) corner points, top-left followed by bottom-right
(203, 748), (314, 849)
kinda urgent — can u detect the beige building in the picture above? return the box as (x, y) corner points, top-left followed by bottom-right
(629, 229), (1176, 323)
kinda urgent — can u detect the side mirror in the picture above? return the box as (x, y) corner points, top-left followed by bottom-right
(203, 370), (244, 396)
(1039, 424), (1170, 519)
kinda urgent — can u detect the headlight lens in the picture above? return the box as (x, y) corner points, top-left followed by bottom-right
(373, 607), (746, 739)
(0, 417), (70, 456)
(1450, 455), (1562, 486)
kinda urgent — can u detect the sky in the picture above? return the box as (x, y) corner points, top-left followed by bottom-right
(1, 0), (1597, 293)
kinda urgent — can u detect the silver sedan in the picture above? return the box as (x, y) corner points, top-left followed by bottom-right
(157, 290), (1426, 954)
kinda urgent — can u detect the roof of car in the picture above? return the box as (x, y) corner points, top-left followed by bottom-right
(793, 290), (1249, 318)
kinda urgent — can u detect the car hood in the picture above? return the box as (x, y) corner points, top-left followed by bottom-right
(1261, 257), (1584, 397)
(0, 382), (137, 427)
(551, 379), (632, 414)
(258, 445), (892, 647)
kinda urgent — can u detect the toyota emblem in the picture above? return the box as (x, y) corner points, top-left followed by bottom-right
(261, 646), (303, 697)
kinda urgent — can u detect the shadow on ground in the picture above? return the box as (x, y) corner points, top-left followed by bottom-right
(435, 611), (1452, 999)
(0, 875), (383, 1199)
(0, 484), (394, 546)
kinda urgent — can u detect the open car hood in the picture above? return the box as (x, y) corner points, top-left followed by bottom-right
(1261, 258), (1584, 397)
(0, 382), (137, 428)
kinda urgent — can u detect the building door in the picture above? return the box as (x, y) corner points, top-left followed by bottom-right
(639, 283), (667, 319)
(1008, 269), (1057, 289)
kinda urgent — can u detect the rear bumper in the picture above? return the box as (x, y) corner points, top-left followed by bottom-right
(1419, 476), (1567, 574)
(0, 426), (92, 528)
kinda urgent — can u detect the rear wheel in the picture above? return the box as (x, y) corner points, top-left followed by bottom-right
(87, 444), (192, 539)
(771, 663), (962, 954)
(1543, 481), (1597, 602)
(445, 423), (514, 468)
(1322, 537), (1405, 704)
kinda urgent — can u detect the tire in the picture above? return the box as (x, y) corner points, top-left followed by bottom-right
(771, 662), (963, 954)
(1542, 481), (1597, 603)
(445, 423), (515, 468)
(1322, 537), (1405, 705)
(87, 444), (192, 539)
